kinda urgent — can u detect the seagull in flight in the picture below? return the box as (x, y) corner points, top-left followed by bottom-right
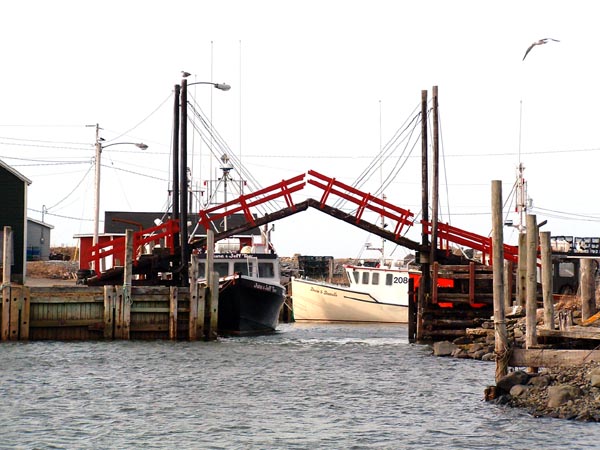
(522, 38), (560, 61)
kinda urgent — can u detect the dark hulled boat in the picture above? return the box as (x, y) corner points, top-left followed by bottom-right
(195, 243), (286, 336)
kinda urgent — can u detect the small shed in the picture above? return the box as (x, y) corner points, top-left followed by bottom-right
(27, 218), (54, 261)
(0, 159), (32, 283)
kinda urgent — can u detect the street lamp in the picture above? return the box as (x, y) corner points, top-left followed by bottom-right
(175, 77), (230, 285)
(91, 123), (148, 249)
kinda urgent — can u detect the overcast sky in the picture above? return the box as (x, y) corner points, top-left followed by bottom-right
(1, 1), (599, 259)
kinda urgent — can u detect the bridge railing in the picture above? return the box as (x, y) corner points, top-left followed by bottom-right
(423, 220), (519, 264)
(81, 219), (180, 273)
(306, 170), (415, 238)
(196, 174), (307, 232)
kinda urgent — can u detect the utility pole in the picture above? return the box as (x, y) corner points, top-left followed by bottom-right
(417, 89), (429, 342)
(430, 86), (439, 265)
(93, 123), (101, 248)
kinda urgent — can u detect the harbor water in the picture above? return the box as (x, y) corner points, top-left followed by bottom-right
(1, 323), (599, 449)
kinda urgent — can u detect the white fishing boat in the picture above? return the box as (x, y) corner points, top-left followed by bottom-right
(291, 257), (417, 323)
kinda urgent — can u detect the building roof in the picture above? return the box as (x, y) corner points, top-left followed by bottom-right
(27, 217), (54, 229)
(0, 159), (32, 185)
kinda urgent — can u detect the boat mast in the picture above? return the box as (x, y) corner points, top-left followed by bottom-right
(379, 99), (386, 267)
(516, 100), (527, 233)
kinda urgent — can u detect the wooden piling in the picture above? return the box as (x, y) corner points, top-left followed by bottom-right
(517, 232), (526, 308)
(189, 255), (199, 341)
(204, 230), (218, 340)
(169, 286), (178, 340)
(197, 285), (206, 340)
(581, 258), (597, 322)
(206, 271), (219, 341)
(503, 260), (514, 309)
(540, 231), (555, 330)
(492, 180), (508, 381)
(1, 226), (12, 341)
(103, 285), (116, 339)
(525, 214), (538, 350)
(19, 286), (30, 340)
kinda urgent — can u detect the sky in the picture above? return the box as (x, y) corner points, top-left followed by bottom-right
(1, 1), (600, 259)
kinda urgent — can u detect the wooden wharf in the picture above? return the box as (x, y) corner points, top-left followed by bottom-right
(1, 227), (220, 342)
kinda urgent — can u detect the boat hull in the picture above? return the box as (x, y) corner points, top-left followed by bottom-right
(291, 278), (408, 323)
(218, 275), (286, 335)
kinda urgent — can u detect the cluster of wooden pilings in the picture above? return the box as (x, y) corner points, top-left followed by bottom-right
(1, 227), (221, 342)
(486, 181), (600, 380)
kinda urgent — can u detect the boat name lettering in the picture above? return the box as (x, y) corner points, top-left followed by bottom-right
(309, 286), (338, 297)
(393, 276), (409, 284)
(253, 282), (276, 293)
(218, 254), (247, 259)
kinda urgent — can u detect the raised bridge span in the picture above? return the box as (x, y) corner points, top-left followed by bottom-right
(82, 169), (518, 272)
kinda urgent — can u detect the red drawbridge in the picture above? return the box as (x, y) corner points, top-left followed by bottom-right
(82, 170), (517, 274)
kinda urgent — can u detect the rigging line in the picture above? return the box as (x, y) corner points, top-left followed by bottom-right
(107, 92), (173, 143)
(374, 120), (421, 196)
(333, 109), (422, 210)
(188, 103), (269, 202)
(99, 164), (169, 182)
(187, 119), (274, 215)
(349, 106), (421, 191)
(46, 163), (94, 211)
(350, 111), (422, 193)
(333, 111), (418, 209)
(187, 98), (282, 215)
(437, 109), (452, 225)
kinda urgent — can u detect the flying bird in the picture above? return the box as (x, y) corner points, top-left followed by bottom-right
(522, 38), (560, 61)
(181, 71), (191, 78)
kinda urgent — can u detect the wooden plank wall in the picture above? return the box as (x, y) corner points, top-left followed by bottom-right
(2, 285), (211, 341)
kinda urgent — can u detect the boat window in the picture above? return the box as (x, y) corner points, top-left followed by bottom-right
(234, 262), (253, 276)
(258, 262), (274, 278)
(362, 272), (369, 284)
(198, 262), (205, 278)
(352, 271), (359, 283)
(386, 273), (393, 286)
(214, 262), (230, 277)
(372, 272), (379, 285)
(558, 262), (575, 277)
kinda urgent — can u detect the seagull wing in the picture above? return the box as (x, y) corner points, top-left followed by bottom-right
(522, 43), (535, 61)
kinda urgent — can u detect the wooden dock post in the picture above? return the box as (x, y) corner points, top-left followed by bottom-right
(2, 226), (13, 341)
(581, 258), (597, 322)
(207, 271), (219, 340)
(492, 180), (508, 381)
(204, 230), (218, 341)
(525, 214), (538, 350)
(503, 260), (514, 309)
(103, 285), (116, 339)
(540, 231), (555, 330)
(169, 286), (178, 340)
(189, 255), (199, 341)
(516, 232), (526, 308)
(6, 286), (29, 341)
(116, 229), (134, 340)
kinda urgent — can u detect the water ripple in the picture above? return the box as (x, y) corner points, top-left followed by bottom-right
(1, 324), (599, 449)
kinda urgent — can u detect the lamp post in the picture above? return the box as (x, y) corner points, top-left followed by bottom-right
(175, 77), (230, 285)
(92, 123), (148, 248)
